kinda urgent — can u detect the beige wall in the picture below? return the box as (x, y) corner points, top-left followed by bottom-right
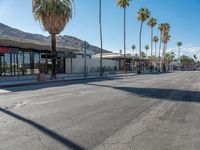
(65, 55), (119, 73)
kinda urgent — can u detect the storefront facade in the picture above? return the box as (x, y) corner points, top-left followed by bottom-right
(0, 47), (66, 76)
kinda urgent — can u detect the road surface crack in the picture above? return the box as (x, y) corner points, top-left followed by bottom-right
(37, 135), (49, 150)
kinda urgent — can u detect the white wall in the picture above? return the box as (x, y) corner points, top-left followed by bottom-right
(65, 55), (119, 73)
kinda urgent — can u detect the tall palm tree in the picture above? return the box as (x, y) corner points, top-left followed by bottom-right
(147, 18), (157, 59)
(32, 0), (73, 79)
(158, 23), (170, 58)
(117, 0), (131, 74)
(158, 23), (170, 71)
(99, 0), (103, 76)
(153, 36), (159, 56)
(132, 45), (136, 56)
(137, 8), (150, 73)
(177, 41), (182, 70)
(177, 41), (182, 59)
(145, 45), (149, 57)
(161, 30), (171, 71)
(153, 36), (159, 70)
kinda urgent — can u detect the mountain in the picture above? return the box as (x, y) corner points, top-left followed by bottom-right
(0, 23), (110, 54)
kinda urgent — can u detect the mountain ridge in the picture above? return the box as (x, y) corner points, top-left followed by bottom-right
(0, 23), (110, 53)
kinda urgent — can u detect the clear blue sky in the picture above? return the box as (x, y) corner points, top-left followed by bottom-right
(0, 0), (200, 57)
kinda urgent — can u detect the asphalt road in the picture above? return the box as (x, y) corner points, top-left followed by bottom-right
(1, 72), (200, 150)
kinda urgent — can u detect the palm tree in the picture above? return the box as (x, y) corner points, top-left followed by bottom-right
(158, 23), (170, 71)
(161, 30), (171, 71)
(153, 36), (159, 56)
(177, 41), (182, 59)
(147, 18), (157, 59)
(99, 0), (103, 76)
(158, 23), (170, 58)
(145, 45), (149, 58)
(153, 36), (159, 70)
(132, 45), (136, 56)
(32, 0), (73, 79)
(137, 8), (150, 73)
(117, 0), (131, 74)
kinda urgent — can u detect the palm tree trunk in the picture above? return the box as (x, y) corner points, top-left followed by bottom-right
(151, 27), (153, 59)
(165, 43), (168, 70)
(138, 21), (143, 73)
(178, 46), (180, 58)
(51, 34), (57, 79)
(178, 46), (181, 69)
(146, 50), (148, 57)
(155, 42), (157, 70)
(161, 43), (166, 72)
(99, 0), (103, 77)
(178, 46), (181, 67)
(158, 31), (162, 72)
(124, 7), (127, 74)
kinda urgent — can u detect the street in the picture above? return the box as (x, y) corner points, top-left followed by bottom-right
(1, 72), (200, 150)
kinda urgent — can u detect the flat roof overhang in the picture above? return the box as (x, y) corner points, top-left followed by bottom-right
(0, 37), (81, 54)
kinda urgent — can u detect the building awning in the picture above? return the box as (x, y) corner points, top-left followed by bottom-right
(0, 36), (81, 53)
(57, 52), (76, 58)
(93, 53), (134, 60)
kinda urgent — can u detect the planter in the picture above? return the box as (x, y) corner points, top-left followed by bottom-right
(37, 73), (46, 82)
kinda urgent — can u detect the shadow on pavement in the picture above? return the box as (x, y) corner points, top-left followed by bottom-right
(0, 107), (85, 150)
(3, 76), (123, 92)
(87, 83), (200, 103)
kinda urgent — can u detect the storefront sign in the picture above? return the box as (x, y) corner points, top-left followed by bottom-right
(0, 47), (12, 53)
(0, 47), (19, 54)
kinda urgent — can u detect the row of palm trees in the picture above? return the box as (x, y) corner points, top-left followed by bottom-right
(132, 8), (171, 72)
(118, 0), (182, 73)
(115, 0), (172, 73)
(32, 0), (122, 78)
(32, 0), (180, 78)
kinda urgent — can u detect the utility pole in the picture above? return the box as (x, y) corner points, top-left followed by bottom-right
(84, 41), (87, 79)
(99, 0), (103, 77)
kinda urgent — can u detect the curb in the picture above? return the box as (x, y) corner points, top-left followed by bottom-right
(0, 73), (145, 89)
(0, 77), (101, 89)
(0, 75), (125, 89)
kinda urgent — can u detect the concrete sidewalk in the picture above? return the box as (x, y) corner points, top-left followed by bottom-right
(0, 72), (136, 89)
(0, 70), (171, 89)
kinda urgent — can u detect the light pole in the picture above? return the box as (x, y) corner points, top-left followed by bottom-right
(84, 41), (87, 79)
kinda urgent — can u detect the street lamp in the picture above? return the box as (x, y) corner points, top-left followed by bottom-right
(81, 41), (89, 79)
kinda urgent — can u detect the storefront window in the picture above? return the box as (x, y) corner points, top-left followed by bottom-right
(11, 53), (18, 75)
(34, 52), (40, 74)
(57, 57), (65, 74)
(18, 51), (24, 75)
(24, 52), (31, 75)
(4, 53), (11, 76)
(0, 48), (66, 76)
(0, 54), (4, 76)
(40, 53), (47, 73)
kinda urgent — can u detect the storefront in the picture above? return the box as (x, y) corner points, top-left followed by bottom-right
(0, 47), (69, 76)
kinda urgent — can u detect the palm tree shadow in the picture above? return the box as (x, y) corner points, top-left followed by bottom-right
(87, 83), (200, 103)
(0, 108), (85, 150)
